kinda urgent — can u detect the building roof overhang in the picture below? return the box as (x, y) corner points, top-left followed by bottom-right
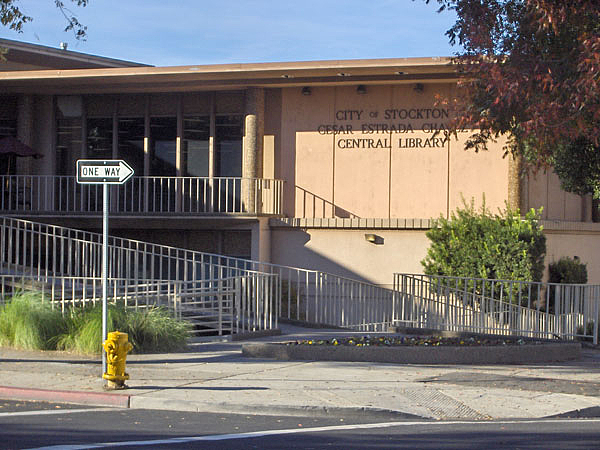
(0, 38), (149, 71)
(0, 56), (459, 94)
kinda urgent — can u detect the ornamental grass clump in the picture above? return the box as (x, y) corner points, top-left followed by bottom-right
(0, 292), (66, 350)
(1, 292), (190, 354)
(56, 303), (191, 354)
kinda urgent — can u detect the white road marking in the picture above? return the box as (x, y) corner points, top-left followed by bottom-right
(26, 417), (600, 450)
(0, 408), (116, 418)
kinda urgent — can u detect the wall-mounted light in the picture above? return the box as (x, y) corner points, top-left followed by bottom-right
(356, 85), (367, 94)
(414, 83), (424, 93)
(337, 72), (351, 77)
(301, 86), (311, 96)
(365, 233), (384, 245)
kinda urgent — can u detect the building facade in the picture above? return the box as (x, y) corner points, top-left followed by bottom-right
(1, 39), (599, 285)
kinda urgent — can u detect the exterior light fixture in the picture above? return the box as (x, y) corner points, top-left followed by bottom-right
(414, 83), (424, 93)
(337, 72), (350, 77)
(356, 85), (367, 94)
(301, 86), (311, 96)
(364, 234), (384, 245)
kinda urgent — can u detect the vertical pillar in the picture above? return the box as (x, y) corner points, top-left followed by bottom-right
(251, 217), (271, 263)
(243, 88), (264, 214)
(507, 154), (523, 213)
(176, 96), (183, 212)
(16, 94), (34, 174)
(582, 194), (593, 222)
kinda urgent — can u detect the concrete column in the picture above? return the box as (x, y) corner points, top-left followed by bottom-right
(507, 154), (523, 213)
(582, 194), (593, 222)
(16, 94), (34, 174)
(243, 88), (265, 214)
(251, 217), (271, 263)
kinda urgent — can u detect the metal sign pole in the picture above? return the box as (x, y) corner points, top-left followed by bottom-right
(102, 183), (108, 377)
(75, 159), (134, 381)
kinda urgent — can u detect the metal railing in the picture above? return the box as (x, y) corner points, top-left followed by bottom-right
(0, 175), (283, 215)
(0, 273), (277, 337)
(394, 273), (600, 344)
(2, 217), (399, 332)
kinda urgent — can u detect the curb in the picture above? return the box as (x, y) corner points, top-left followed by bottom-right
(128, 395), (430, 420)
(242, 342), (582, 365)
(0, 386), (130, 408)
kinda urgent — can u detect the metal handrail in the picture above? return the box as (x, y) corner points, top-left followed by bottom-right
(393, 273), (599, 344)
(2, 216), (399, 332)
(0, 175), (283, 215)
(0, 273), (277, 336)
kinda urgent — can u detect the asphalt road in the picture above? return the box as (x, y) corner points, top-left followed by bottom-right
(1, 400), (600, 450)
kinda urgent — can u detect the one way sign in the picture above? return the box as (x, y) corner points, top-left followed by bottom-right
(76, 160), (134, 184)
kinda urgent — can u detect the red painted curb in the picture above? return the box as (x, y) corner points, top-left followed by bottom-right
(0, 386), (130, 408)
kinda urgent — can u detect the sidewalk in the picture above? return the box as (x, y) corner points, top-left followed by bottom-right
(1, 324), (599, 420)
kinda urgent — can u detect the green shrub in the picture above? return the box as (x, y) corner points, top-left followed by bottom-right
(549, 257), (588, 284)
(546, 257), (588, 314)
(422, 200), (546, 304)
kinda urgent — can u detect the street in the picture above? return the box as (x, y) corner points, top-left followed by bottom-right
(1, 400), (600, 450)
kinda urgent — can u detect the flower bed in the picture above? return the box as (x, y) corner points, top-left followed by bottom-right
(287, 336), (535, 348)
(242, 335), (581, 365)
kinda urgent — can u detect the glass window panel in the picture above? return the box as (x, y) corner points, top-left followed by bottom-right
(215, 115), (243, 177)
(0, 118), (16, 138)
(118, 117), (144, 176)
(150, 116), (176, 176)
(56, 117), (82, 175)
(183, 115), (210, 176)
(87, 117), (113, 159)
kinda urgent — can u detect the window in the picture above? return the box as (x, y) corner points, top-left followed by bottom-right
(215, 115), (243, 177)
(118, 117), (144, 176)
(183, 116), (210, 176)
(56, 96), (83, 176)
(150, 116), (177, 176)
(87, 117), (113, 159)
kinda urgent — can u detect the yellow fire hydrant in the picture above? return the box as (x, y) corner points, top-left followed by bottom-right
(102, 331), (133, 390)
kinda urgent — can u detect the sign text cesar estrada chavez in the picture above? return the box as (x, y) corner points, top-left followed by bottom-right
(318, 107), (466, 149)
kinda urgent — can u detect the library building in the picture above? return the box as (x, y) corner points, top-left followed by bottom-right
(1, 38), (599, 287)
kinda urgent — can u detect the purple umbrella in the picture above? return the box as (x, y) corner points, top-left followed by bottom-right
(0, 136), (42, 158)
(0, 136), (43, 175)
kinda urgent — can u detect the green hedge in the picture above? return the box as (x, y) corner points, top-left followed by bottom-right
(548, 257), (588, 285)
(422, 201), (546, 303)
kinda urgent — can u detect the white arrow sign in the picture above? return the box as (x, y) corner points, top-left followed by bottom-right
(76, 160), (134, 184)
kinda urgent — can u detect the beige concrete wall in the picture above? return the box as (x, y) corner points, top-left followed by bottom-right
(544, 231), (600, 284)
(525, 170), (585, 221)
(271, 227), (430, 287)
(271, 226), (600, 287)
(280, 83), (511, 220)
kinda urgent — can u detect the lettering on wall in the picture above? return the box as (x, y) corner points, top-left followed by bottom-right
(318, 107), (461, 150)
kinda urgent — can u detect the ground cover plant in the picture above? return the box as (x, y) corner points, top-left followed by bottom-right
(0, 291), (190, 354)
(287, 335), (538, 347)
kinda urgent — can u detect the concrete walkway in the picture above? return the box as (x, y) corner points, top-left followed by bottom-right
(1, 325), (599, 421)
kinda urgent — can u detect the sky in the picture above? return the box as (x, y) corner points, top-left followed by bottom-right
(0, 0), (458, 66)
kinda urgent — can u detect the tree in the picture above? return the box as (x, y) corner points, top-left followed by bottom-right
(424, 0), (600, 197)
(1, 1), (89, 40)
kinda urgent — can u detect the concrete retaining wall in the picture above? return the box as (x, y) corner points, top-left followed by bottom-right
(242, 342), (581, 365)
